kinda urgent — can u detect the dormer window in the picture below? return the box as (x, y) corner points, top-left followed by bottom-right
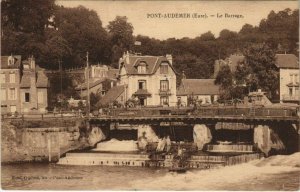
(138, 63), (147, 73)
(160, 63), (168, 74)
(8, 56), (14, 66)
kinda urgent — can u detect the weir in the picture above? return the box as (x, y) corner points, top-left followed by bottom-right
(58, 106), (300, 168)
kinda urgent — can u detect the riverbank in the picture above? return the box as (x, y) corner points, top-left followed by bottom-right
(1, 119), (104, 163)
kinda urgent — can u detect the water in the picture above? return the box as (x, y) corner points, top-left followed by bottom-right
(2, 160), (300, 190)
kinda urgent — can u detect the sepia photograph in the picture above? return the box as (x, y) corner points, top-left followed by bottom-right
(1, 0), (299, 190)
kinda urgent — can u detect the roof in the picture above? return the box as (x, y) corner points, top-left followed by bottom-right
(1, 55), (22, 69)
(36, 71), (49, 88)
(107, 68), (119, 79)
(120, 55), (176, 75)
(275, 54), (299, 69)
(20, 72), (31, 88)
(133, 89), (152, 96)
(228, 55), (245, 72)
(98, 85), (125, 106)
(76, 79), (105, 90)
(20, 70), (49, 88)
(177, 79), (220, 96)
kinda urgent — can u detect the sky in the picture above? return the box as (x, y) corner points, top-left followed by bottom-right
(57, 1), (298, 40)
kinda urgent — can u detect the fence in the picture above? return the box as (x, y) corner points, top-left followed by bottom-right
(107, 106), (298, 118)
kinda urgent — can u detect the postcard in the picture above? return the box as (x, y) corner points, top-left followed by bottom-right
(1, 0), (299, 190)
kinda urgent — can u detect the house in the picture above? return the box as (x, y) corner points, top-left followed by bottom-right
(75, 65), (118, 98)
(1, 55), (49, 114)
(75, 78), (117, 98)
(213, 54), (244, 78)
(214, 53), (299, 103)
(1, 55), (22, 113)
(274, 54), (299, 103)
(177, 79), (220, 106)
(116, 52), (177, 106)
(19, 57), (49, 113)
(97, 85), (126, 107)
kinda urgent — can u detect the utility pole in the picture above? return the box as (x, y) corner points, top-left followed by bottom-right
(59, 59), (63, 111)
(86, 52), (90, 120)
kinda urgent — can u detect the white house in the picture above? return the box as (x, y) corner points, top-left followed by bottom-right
(177, 79), (220, 106)
(275, 54), (299, 104)
(116, 52), (177, 106)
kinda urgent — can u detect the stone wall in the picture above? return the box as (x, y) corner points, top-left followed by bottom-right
(1, 120), (108, 163)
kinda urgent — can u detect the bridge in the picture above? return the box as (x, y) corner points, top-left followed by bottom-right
(90, 106), (300, 125)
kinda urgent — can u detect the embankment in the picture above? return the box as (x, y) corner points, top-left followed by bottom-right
(1, 118), (105, 163)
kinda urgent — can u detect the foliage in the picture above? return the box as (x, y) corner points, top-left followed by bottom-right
(108, 16), (134, 65)
(90, 92), (101, 111)
(54, 5), (110, 68)
(242, 44), (279, 98)
(0, 3), (298, 101)
(215, 65), (233, 89)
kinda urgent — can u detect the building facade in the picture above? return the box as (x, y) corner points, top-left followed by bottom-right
(275, 54), (299, 103)
(1, 55), (22, 113)
(20, 57), (49, 112)
(118, 52), (177, 106)
(1, 55), (49, 114)
(177, 79), (220, 106)
(75, 65), (118, 98)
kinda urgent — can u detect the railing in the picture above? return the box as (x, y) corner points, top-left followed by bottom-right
(158, 89), (172, 96)
(1, 111), (84, 120)
(106, 106), (298, 119)
(282, 94), (300, 101)
(2, 106), (298, 121)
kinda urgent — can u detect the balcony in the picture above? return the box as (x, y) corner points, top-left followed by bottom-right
(282, 94), (300, 101)
(159, 89), (172, 96)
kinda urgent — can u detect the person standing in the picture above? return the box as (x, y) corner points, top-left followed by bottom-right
(166, 135), (171, 152)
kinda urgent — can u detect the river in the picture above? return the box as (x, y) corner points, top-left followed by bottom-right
(2, 154), (300, 190)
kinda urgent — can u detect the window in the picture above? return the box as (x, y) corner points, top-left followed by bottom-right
(8, 56), (14, 66)
(295, 74), (299, 83)
(289, 87), (293, 96)
(1, 88), (6, 101)
(138, 80), (146, 90)
(38, 91), (43, 104)
(160, 96), (169, 105)
(25, 92), (30, 102)
(290, 74), (293, 83)
(295, 87), (299, 95)
(0, 74), (5, 83)
(9, 73), (15, 83)
(160, 64), (168, 74)
(160, 80), (169, 91)
(9, 88), (16, 100)
(138, 63), (146, 73)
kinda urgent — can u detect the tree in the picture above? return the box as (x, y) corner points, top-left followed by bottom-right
(108, 16), (134, 64)
(215, 65), (234, 100)
(243, 44), (279, 99)
(54, 5), (110, 68)
(198, 31), (216, 41)
(90, 92), (101, 111)
(1, 0), (55, 34)
(1, 0), (55, 61)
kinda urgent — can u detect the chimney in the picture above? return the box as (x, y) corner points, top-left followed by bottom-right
(125, 51), (130, 64)
(182, 71), (186, 80)
(29, 56), (36, 70)
(166, 54), (172, 65)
